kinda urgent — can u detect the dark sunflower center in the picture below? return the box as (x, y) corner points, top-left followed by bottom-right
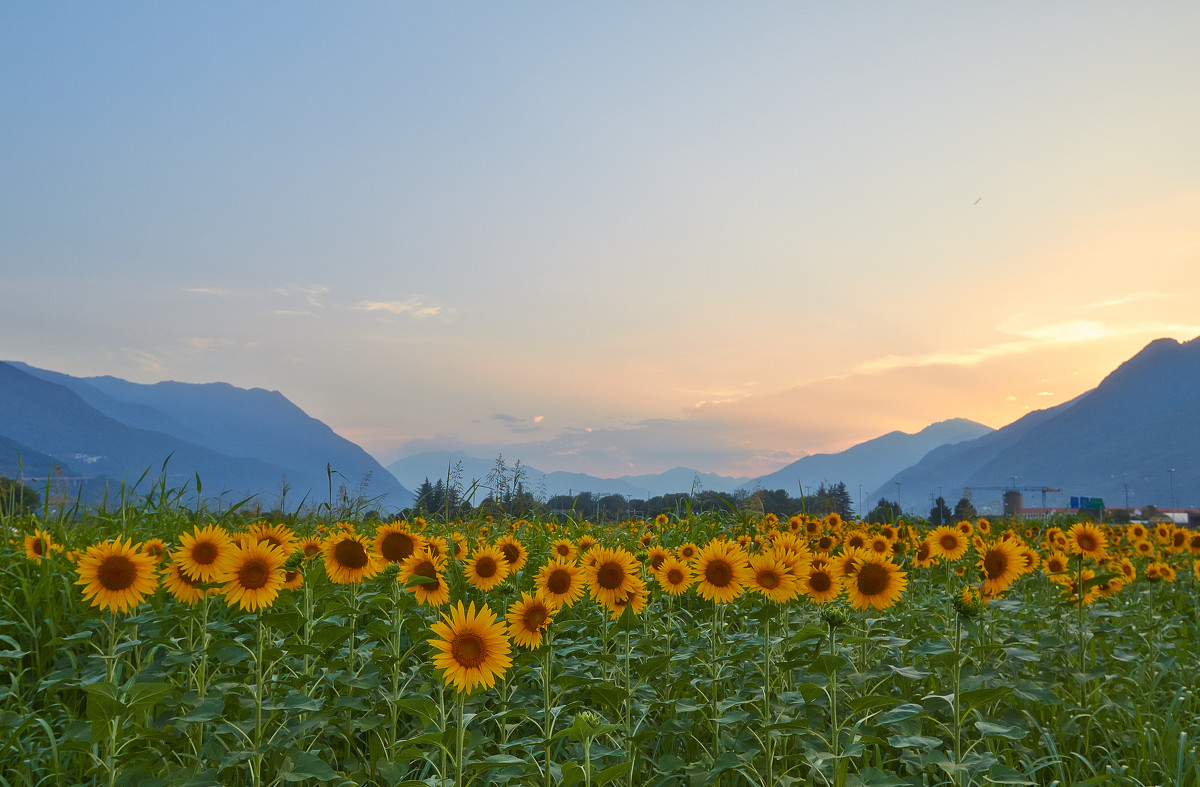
(414, 560), (439, 590)
(818, 537), (834, 551)
(555, 544), (570, 556)
(848, 536), (865, 548)
(1076, 532), (1098, 552)
(192, 541), (218, 565)
(500, 544), (520, 565)
(451, 632), (485, 668)
(380, 532), (415, 562)
(704, 559), (733, 588)
(917, 542), (931, 561)
(523, 605), (547, 630)
(98, 555), (137, 591)
(176, 565), (201, 587)
(475, 556), (497, 579)
(32, 539), (45, 556)
(983, 549), (1008, 579)
(334, 539), (369, 570)
(856, 563), (889, 596)
(666, 568), (684, 585)
(596, 562), (625, 590)
(681, 548), (695, 559)
(546, 568), (571, 595)
(757, 569), (781, 590)
(809, 571), (832, 592)
(284, 571), (300, 584)
(939, 534), (959, 551)
(238, 558), (270, 590)
(303, 542), (321, 557)
(650, 553), (666, 571)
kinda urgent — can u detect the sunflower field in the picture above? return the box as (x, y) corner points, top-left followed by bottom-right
(3, 497), (1200, 786)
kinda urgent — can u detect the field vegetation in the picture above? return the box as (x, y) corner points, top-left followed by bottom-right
(2, 477), (1199, 786)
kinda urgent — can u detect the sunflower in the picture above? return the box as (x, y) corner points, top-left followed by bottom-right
(605, 575), (648, 620)
(399, 551), (450, 606)
(577, 534), (596, 552)
(1067, 522), (1107, 559)
(75, 537), (160, 614)
(976, 539), (1023, 596)
(297, 536), (323, 559)
(176, 524), (236, 583)
(801, 562), (841, 604)
(535, 558), (586, 607)
(1116, 557), (1137, 582)
(1134, 539), (1156, 557)
(694, 540), (751, 603)
(506, 592), (556, 649)
(163, 558), (207, 605)
(1188, 532), (1200, 555)
(831, 547), (868, 580)
(323, 532), (383, 584)
(1168, 527), (1189, 555)
(844, 530), (868, 551)
(584, 547), (641, 607)
(465, 545), (511, 591)
(814, 534), (838, 554)
(645, 545), (670, 572)
(1193, 559), (1200, 582)
(141, 538), (168, 563)
(1146, 561), (1176, 582)
(222, 540), (287, 611)
(748, 552), (800, 603)
(676, 542), (699, 562)
(282, 569), (304, 590)
(429, 601), (513, 693)
(247, 523), (296, 556)
(913, 539), (938, 568)
(423, 536), (449, 560)
(867, 535), (891, 556)
(496, 536), (529, 573)
(374, 523), (425, 565)
(550, 538), (578, 562)
(23, 528), (55, 561)
(845, 554), (907, 610)
(1127, 523), (1148, 542)
(930, 526), (969, 562)
(1059, 568), (1099, 605)
(1043, 551), (1070, 576)
(654, 556), (695, 595)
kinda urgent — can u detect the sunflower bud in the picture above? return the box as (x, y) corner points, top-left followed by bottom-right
(819, 605), (851, 630)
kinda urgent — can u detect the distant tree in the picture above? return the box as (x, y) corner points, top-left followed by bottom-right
(953, 496), (977, 522)
(0, 477), (40, 517)
(929, 496), (953, 526)
(867, 497), (902, 524)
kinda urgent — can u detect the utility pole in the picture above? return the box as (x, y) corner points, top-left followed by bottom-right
(1168, 469), (1176, 508)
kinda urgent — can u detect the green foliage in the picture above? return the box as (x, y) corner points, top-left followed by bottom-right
(0, 476), (40, 517)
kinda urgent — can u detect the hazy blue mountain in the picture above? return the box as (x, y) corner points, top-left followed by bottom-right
(1, 362), (410, 507)
(387, 451), (751, 500)
(742, 419), (994, 506)
(876, 336), (1200, 512)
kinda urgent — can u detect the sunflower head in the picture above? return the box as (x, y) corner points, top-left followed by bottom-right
(223, 540), (288, 611)
(323, 532), (383, 584)
(694, 540), (751, 604)
(465, 545), (511, 591)
(507, 591), (556, 649)
(76, 537), (160, 614)
(429, 601), (513, 694)
(536, 558), (585, 607)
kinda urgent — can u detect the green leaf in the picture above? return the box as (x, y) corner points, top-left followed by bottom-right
(811, 653), (849, 674)
(848, 694), (904, 714)
(848, 767), (911, 786)
(875, 703), (924, 724)
(887, 664), (931, 680)
(126, 682), (173, 714)
(279, 750), (337, 782)
(84, 682), (123, 724)
(282, 692), (326, 712)
(959, 686), (1012, 709)
(560, 761), (584, 786)
(986, 764), (1036, 784)
(888, 734), (943, 750)
(594, 761), (631, 786)
(975, 721), (1026, 740)
(178, 696), (224, 723)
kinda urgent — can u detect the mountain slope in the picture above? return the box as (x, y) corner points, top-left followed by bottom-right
(744, 419), (994, 498)
(877, 337), (1200, 511)
(1, 362), (411, 506)
(387, 451), (751, 500)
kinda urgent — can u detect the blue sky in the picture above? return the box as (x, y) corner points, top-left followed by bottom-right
(3, 3), (1199, 477)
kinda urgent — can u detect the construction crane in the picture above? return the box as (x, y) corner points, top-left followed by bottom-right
(963, 485), (1062, 508)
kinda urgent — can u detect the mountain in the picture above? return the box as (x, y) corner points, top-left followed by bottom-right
(0, 362), (411, 508)
(742, 419), (994, 501)
(876, 336), (1200, 512)
(386, 451), (752, 500)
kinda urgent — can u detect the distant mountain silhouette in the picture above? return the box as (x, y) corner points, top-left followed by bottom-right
(387, 451), (752, 500)
(1, 362), (410, 508)
(743, 419), (994, 502)
(876, 336), (1200, 512)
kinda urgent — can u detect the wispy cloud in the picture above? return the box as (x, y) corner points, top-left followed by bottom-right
(356, 297), (451, 320)
(182, 286), (238, 297)
(184, 337), (258, 353)
(1077, 291), (1179, 310)
(853, 319), (1200, 375)
(272, 283), (329, 309)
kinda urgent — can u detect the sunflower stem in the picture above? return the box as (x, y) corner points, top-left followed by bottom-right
(455, 692), (466, 787)
(542, 633), (554, 787)
(952, 613), (963, 787)
(762, 602), (774, 787)
(251, 608), (265, 787)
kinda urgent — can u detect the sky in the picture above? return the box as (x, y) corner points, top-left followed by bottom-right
(3, 3), (1199, 479)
